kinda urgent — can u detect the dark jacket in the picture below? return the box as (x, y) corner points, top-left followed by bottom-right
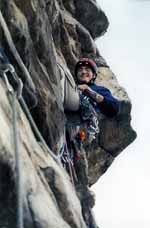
(85, 84), (120, 118)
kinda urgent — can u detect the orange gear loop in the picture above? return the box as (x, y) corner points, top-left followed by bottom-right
(79, 129), (86, 141)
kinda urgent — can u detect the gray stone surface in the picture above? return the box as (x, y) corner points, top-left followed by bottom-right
(0, 0), (136, 227)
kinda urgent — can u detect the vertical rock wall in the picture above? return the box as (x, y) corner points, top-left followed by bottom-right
(0, 0), (136, 227)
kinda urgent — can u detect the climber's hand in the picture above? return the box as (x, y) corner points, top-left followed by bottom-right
(78, 84), (92, 92)
(78, 84), (104, 103)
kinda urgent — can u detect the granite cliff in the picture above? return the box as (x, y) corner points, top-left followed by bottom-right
(0, 0), (136, 228)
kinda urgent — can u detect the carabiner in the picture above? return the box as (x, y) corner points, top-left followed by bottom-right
(3, 72), (13, 93)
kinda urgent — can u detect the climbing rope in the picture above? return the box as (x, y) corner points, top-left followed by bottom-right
(0, 51), (80, 225)
(64, 142), (75, 185)
(0, 65), (24, 228)
(0, 61), (64, 228)
(0, 10), (35, 91)
(19, 96), (62, 162)
(0, 49), (79, 185)
(12, 91), (24, 228)
(61, 131), (79, 185)
(0, 61), (63, 161)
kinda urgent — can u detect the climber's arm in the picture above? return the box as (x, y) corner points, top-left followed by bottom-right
(78, 84), (120, 118)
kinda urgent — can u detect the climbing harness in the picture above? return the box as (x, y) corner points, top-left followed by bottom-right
(62, 91), (100, 183)
(61, 125), (89, 185)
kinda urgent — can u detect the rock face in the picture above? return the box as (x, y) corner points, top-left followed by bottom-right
(0, 0), (136, 228)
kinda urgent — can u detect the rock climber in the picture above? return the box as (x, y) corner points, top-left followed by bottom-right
(75, 58), (120, 119)
(68, 58), (120, 190)
(62, 58), (120, 189)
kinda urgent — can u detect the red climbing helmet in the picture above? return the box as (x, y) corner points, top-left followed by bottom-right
(75, 58), (97, 82)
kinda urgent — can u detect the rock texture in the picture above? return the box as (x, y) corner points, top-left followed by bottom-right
(0, 0), (136, 228)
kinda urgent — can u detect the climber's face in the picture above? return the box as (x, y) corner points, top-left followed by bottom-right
(77, 66), (94, 83)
